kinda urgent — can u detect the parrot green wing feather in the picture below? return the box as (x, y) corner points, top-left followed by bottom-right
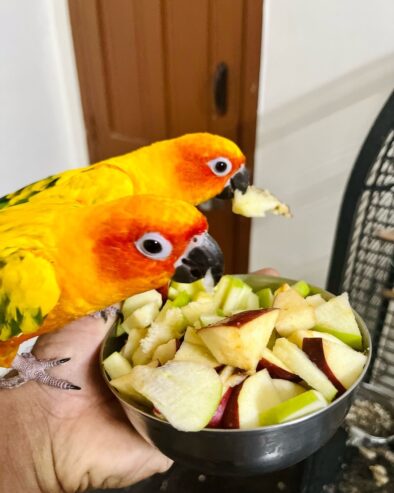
(0, 252), (60, 341)
(0, 175), (60, 209)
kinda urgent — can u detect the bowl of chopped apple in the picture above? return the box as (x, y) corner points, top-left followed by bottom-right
(100, 274), (371, 476)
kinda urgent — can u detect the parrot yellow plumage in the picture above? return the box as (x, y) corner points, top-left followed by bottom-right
(0, 195), (221, 369)
(0, 133), (247, 209)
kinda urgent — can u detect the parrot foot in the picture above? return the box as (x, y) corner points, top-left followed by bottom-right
(0, 353), (80, 390)
(90, 305), (123, 323)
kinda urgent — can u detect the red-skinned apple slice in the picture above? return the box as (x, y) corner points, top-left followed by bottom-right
(221, 369), (282, 429)
(257, 347), (301, 382)
(199, 309), (279, 371)
(273, 338), (338, 402)
(207, 387), (233, 428)
(302, 338), (367, 394)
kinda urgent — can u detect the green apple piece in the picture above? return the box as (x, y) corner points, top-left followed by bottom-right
(181, 300), (216, 324)
(305, 294), (326, 308)
(222, 278), (253, 315)
(199, 309), (279, 371)
(288, 329), (348, 348)
(133, 307), (187, 365)
(120, 327), (147, 361)
(273, 288), (316, 336)
(109, 373), (152, 407)
(152, 339), (178, 365)
(292, 280), (310, 298)
(122, 290), (162, 319)
(260, 390), (327, 426)
(232, 186), (291, 218)
(129, 361), (222, 431)
(169, 278), (207, 300)
(272, 379), (306, 401)
(174, 341), (219, 367)
(272, 338), (337, 402)
(245, 292), (260, 310)
(172, 291), (191, 308)
(257, 287), (274, 309)
(194, 291), (215, 303)
(222, 369), (282, 429)
(103, 351), (133, 379)
(314, 293), (362, 349)
(115, 321), (126, 336)
(123, 302), (160, 332)
(212, 275), (233, 308)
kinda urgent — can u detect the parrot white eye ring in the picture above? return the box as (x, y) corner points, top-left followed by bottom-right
(207, 157), (233, 177)
(135, 233), (173, 260)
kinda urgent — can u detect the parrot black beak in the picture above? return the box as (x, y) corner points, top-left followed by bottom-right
(173, 233), (224, 284)
(216, 165), (249, 200)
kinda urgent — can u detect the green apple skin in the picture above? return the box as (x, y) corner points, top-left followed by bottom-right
(259, 390), (327, 426)
(292, 280), (310, 298)
(257, 287), (274, 308)
(313, 326), (363, 350)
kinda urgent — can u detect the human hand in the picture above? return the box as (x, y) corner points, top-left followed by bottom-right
(1, 316), (172, 493)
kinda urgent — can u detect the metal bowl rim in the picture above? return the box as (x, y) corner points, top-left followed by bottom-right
(100, 274), (372, 433)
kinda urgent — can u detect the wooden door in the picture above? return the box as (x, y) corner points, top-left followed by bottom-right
(69, 0), (262, 273)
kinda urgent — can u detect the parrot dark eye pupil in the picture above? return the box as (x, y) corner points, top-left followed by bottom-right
(143, 239), (162, 254)
(215, 161), (227, 173)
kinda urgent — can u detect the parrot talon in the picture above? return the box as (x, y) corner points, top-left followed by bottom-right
(90, 305), (123, 322)
(0, 353), (80, 390)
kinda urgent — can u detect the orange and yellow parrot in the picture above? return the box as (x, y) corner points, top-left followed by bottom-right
(0, 133), (248, 210)
(0, 195), (223, 389)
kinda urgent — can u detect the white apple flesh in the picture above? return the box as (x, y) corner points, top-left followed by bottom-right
(199, 309), (279, 371)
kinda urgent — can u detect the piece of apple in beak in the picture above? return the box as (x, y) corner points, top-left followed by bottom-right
(257, 347), (301, 382)
(221, 369), (282, 429)
(128, 361), (222, 431)
(272, 338), (338, 402)
(198, 309), (279, 371)
(260, 390), (327, 426)
(314, 293), (363, 350)
(302, 338), (367, 395)
(273, 288), (316, 337)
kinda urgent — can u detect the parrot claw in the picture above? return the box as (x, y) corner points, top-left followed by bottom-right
(0, 353), (80, 390)
(90, 305), (123, 323)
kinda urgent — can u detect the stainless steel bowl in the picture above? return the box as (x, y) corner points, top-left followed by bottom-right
(100, 275), (372, 476)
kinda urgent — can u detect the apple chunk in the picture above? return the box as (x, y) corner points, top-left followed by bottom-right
(221, 369), (282, 429)
(272, 379), (306, 401)
(260, 390), (327, 426)
(314, 293), (362, 349)
(302, 338), (367, 394)
(273, 288), (315, 336)
(174, 341), (220, 368)
(288, 329), (348, 348)
(198, 309), (279, 371)
(257, 347), (301, 382)
(129, 361), (222, 431)
(273, 338), (337, 402)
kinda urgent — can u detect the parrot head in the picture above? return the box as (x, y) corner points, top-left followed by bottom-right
(165, 133), (249, 204)
(88, 195), (224, 301)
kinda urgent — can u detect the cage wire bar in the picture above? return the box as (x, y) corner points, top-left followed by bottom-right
(327, 91), (394, 393)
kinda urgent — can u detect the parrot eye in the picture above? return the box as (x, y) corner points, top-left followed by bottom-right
(208, 157), (232, 177)
(135, 233), (173, 260)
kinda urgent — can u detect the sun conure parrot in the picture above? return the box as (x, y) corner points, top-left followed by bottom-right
(0, 133), (249, 210)
(0, 195), (223, 390)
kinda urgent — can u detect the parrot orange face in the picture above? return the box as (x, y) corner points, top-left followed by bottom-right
(167, 133), (248, 204)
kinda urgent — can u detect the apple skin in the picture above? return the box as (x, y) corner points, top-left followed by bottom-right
(220, 383), (243, 429)
(302, 338), (347, 395)
(257, 357), (301, 382)
(206, 387), (233, 428)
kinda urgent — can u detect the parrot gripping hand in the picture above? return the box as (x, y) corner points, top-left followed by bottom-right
(0, 353), (80, 390)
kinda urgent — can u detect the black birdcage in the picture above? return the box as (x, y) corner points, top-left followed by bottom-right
(327, 90), (394, 392)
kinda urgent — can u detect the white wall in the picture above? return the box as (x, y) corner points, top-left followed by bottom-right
(250, 0), (394, 287)
(0, 0), (88, 196)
